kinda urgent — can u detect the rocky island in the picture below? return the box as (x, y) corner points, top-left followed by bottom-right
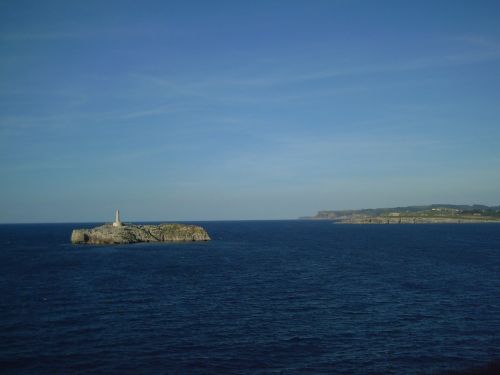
(303, 204), (500, 224)
(71, 210), (211, 244)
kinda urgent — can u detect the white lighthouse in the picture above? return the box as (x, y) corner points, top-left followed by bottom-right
(113, 209), (122, 227)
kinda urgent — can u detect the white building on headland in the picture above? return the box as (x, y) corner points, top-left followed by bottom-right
(113, 209), (122, 227)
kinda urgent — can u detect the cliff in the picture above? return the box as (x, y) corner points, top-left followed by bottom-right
(305, 204), (500, 224)
(71, 223), (211, 244)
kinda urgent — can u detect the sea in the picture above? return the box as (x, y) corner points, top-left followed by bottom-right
(0, 221), (498, 374)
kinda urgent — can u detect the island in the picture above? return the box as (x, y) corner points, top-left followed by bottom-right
(302, 204), (500, 224)
(71, 210), (211, 244)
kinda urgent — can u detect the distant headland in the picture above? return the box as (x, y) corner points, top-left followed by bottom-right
(71, 210), (211, 244)
(302, 204), (500, 224)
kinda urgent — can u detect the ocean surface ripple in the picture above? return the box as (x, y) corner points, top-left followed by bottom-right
(0, 221), (498, 374)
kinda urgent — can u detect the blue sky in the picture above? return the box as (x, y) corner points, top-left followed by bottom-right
(1, 0), (500, 222)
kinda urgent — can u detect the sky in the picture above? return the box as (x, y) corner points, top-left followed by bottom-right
(1, 0), (500, 223)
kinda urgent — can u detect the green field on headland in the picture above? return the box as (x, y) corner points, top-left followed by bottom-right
(304, 204), (500, 224)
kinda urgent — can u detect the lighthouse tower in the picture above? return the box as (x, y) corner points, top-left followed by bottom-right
(113, 209), (122, 227)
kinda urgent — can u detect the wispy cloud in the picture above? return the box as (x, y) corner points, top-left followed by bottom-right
(0, 25), (170, 42)
(134, 36), (500, 105)
(451, 35), (500, 52)
(115, 106), (184, 120)
(201, 132), (449, 181)
(0, 31), (93, 41)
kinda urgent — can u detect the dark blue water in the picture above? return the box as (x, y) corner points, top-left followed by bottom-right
(0, 221), (498, 374)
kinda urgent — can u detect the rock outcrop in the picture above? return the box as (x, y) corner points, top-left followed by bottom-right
(71, 223), (211, 244)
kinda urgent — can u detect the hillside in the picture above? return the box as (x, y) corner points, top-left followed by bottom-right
(305, 204), (500, 224)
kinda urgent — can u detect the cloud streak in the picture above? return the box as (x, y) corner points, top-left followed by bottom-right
(133, 36), (500, 106)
